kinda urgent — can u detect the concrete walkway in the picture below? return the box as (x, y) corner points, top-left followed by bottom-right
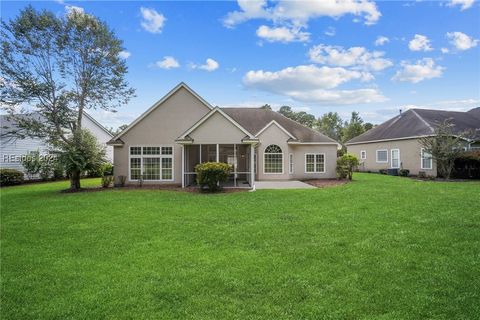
(254, 180), (315, 190)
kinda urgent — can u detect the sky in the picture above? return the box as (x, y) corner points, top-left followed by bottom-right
(2, 0), (479, 128)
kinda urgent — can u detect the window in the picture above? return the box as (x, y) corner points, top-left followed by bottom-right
(376, 149), (388, 163)
(289, 153), (294, 174)
(305, 153), (325, 173)
(421, 148), (432, 170)
(360, 150), (366, 160)
(264, 144), (283, 174)
(391, 149), (400, 169)
(129, 146), (174, 181)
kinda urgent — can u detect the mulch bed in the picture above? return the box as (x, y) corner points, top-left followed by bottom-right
(303, 179), (349, 188)
(61, 185), (248, 194)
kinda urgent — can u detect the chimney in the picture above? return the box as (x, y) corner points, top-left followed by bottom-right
(399, 109), (402, 115)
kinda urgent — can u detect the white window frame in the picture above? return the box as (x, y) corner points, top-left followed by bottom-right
(128, 145), (175, 182)
(376, 149), (388, 163)
(390, 149), (400, 169)
(263, 145), (284, 174)
(420, 148), (433, 170)
(360, 150), (367, 160)
(289, 153), (294, 174)
(304, 153), (326, 174)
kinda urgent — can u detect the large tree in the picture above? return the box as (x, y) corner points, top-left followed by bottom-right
(278, 106), (316, 128)
(342, 111), (365, 143)
(317, 111), (344, 142)
(1, 6), (134, 190)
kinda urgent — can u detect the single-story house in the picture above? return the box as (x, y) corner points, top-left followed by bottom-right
(346, 107), (480, 176)
(107, 83), (340, 188)
(1, 112), (114, 176)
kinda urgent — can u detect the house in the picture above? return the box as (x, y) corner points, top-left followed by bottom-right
(346, 108), (480, 176)
(1, 112), (114, 175)
(107, 83), (340, 188)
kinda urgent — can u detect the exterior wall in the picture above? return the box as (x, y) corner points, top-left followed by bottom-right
(347, 138), (437, 176)
(83, 115), (113, 162)
(113, 87), (211, 185)
(256, 124), (291, 180)
(0, 137), (49, 174)
(188, 112), (247, 144)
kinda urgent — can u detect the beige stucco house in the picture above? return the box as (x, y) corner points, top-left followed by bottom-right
(346, 108), (480, 176)
(108, 83), (340, 188)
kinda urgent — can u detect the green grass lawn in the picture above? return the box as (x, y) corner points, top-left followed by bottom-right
(1, 174), (479, 319)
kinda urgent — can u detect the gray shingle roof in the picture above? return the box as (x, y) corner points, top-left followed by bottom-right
(346, 107), (480, 144)
(221, 108), (338, 143)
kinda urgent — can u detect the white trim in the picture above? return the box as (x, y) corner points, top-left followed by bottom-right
(360, 150), (367, 160)
(113, 83), (213, 140)
(177, 107), (255, 140)
(346, 135), (433, 146)
(420, 148), (433, 170)
(390, 148), (400, 169)
(128, 145), (175, 182)
(256, 120), (296, 140)
(304, 153), (326, 174)
(289, 153), (293, 174)
(250, 144), (255, 188)
(376, 149), (388, 163)
(181, 146), (185, 188)
(263, 145), (284, 175)
(287, 141), (339, 146)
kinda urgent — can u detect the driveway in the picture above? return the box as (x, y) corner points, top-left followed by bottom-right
(254, 180), (316, 190)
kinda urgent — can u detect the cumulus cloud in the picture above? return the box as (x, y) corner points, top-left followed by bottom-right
(243, 64), (386, 105)
(191, 58), (219, 72)
(447, 0), (475, 10)
(140, 7), (166, 33)
(441, 47), (450, 54)
(65, 5), (84, 16)
(256, 25), (310, 43)
(392, 58), (445, 83)
(223, 0), (381, 27)
(374, 36), (389, 46)
(308, 45), (393, 71)
(324, 26), (336, 37)
(154, 56), (180, 69)
(408, 34), (433, 51)
(118, 51), (131, 59)
(446, 31), (479, 50)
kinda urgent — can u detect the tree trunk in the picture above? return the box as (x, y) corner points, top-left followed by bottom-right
(70, 170), (81, 190)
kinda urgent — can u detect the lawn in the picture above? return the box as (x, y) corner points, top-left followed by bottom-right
(1, 174), (479, 319)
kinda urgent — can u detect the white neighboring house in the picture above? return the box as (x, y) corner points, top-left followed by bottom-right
(0, 112), (113, 175)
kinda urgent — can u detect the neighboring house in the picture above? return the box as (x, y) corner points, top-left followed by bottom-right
(346, 108), (480, 176)
(108, 83), (339, 188)
(1, 112), (114, 175)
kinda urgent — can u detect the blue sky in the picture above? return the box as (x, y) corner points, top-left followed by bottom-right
(2, 0), (479, 127)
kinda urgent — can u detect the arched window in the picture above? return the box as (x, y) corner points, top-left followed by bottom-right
(264, 144), (283, 174)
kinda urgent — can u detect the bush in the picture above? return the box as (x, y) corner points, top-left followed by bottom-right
(22, 151), (42, 179)
(195, 162), (232, 191)
(0, 169), (24, 186)
(453, 150), (480, 179)
(101, 175), (114, 188)
(117, 175), (127, 187)
(399, 169), (410, 177)
(336, 153), (359, 180)
(52, 161), (65, 180)
(103, 163), (114, 176)
(379, 169), (388, 175)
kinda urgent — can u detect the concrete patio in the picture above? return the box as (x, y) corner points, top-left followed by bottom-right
(254, 180), (315, 190)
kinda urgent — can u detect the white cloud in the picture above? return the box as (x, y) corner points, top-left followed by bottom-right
(324, 26), (336, 37)
(256, 25), (310, 43)
(118, 51), (131, 59)
(374, 36), (389, 46)
(140, 7), (166, 34)
(191, 58), (219, 72)
(154, 56), (180, 69)
(223, 0), (381, 27)
(446, 31), (479, 50)
(447, 0), (475, 10)
(308, 45), (393, 71)
(392, 58), (445, 83)
(441, 47), (450, 54)
(65, 5), (84, 16)
(408, 34), (433, 51)
(243, 64), (386, 105)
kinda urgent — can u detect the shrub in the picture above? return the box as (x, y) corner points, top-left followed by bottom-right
(101, 175), (114, 188)
(399, 169), (410, 177)
(195, 162), (232, 191)
(22, 151), (42, 179)
(336, 153), (360, 180)
(117, 175), (127, 187)
(52, 161), (65, 180)
(0, 169), (24, 186)
(379, 169), (388, 175)
(418, 171), (427, 179)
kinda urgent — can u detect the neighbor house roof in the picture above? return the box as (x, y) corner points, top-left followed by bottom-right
(346, 107), (480, 145)
(221, 108), (338, 144)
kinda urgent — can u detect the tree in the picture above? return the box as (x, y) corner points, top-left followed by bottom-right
(364, 122), (374, 131)
(419, 120), (466, 179)
(278, 106), (316, 128)
(1, 6), (134, 190)
(260, 104), (272, 110)
(342, 111), (365, 143)
(317, 112), (344, 142)
(278, 106), (294, 119)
